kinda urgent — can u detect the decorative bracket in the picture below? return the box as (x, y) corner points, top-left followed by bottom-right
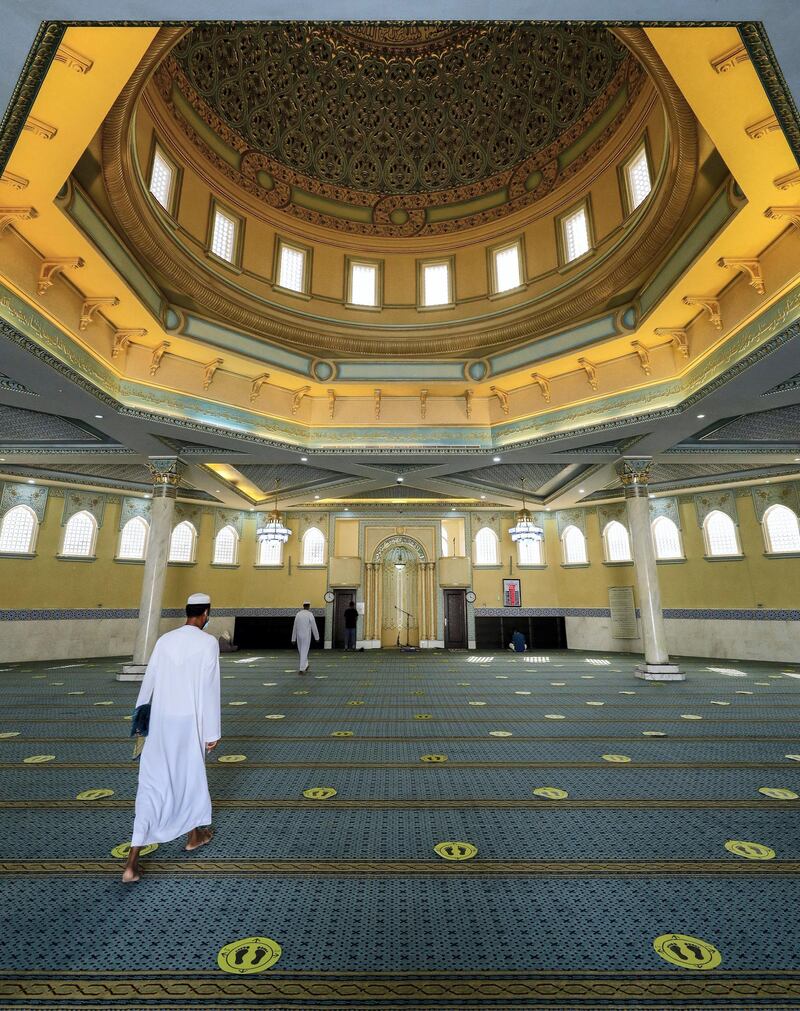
(530, 373), (551, 403)
(24, 117), (57, 140)
(717, 256), (765, 294)
(654, 328), (690, 358)
(745, 116), (779, 140)
(149, 341), (171, 376)
(577, 358), (598, 390)
(710, 43), (749, 74)
(250, 373), (270, 403)
(630, 341), (651, 375)
(764, 205), (800, 229)
(1, 172), (29, 191)
(37, 256), (84, 295)
(490, 386), (510, 415)
(328, 389), (336, 420)
(419, 389), (428, 419)
(202, 358), (224, 391)
(79, 296), (120, 330)
(292, 386), (310, 416)
(682, 295), (722, 330)
(464, 389), (473, 419)
(774, 170), (800, 191)
(374, 389), (382, 420)
(111, 328), (147, 358)
(0, 206), (37, 234)
(54, 44), (93, 74)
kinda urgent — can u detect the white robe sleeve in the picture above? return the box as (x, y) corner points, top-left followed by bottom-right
(134, 639), (161, 709)
(202, 640), (221, 743)
(291, 614), (299, 643)
(310, 614), (319, 640)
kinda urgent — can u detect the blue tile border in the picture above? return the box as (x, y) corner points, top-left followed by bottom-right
(0, 607), (326, 621)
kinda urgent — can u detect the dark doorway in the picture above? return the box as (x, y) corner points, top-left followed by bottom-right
(234, 615), (326, 650)
(443, 589), (467, 649)
(332, 588), (357, 649)
(474, 615), (566, 650)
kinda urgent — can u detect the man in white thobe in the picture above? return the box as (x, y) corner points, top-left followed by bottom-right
(292, 601), (319, 674)
(122, 592), (221, 882)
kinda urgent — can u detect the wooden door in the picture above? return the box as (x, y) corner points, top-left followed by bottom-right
(443, 589), (467, 649)
(332, 589), (356, 649)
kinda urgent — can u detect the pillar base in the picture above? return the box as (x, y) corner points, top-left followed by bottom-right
(117, 663), (146, 682)
(635, 662), (685, 681)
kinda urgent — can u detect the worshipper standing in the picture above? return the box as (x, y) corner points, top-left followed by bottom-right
(292, 601), (319, 674)
(343, 599), (359, 651)
(122, 593), (221, 883)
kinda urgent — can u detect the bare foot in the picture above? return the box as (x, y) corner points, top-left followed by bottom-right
(184, 827), (214, 852)
(121, 862), (141, 883)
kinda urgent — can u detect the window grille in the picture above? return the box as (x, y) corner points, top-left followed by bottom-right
(562, 205), (590, 262)
(474, 527), (499, 565)
(149, 148), (174, 210)
(302, 527), (325, 565)
(494, 244), (522, 293)
(603, 521), (632, 562)
(350, 263), (377, 306)
(211, 208), (237, 263)
(213, 525), (238, 565)
(652, 516), (682, 559)
(422, 262), (450, 306)
(704, 510), (739, 557)
(62, 511), (96, 557)
(278, 245), (305, 292)
(169, 521), (196, 563)
(0, 504), (36, 554)
(258, 538), (282, 566)
(625, 146), (652, 210)
(518, 537), (543, 565)
(763, 504), (800, 553)
(562, 525), (587, 565)
(118, 517), (148, 560)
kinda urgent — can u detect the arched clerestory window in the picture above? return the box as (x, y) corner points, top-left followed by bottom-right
(474, 526), (499, 566)
(561, 525), (587, 565)
(169, 520), (197, 563)
(213, 524), (239, 565)
(0, 504), (38, 554)
(602, 520), (631, 562)
(62, 510), (98, 558)
(703, 510), (740, 558)
(301, 526), (325, 565)
(652, 516), (683, 560)
(118, 516), (149, 560)
(763, 503), (800, 554)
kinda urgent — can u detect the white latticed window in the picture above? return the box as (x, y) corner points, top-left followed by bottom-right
(422, 262), (450, 307)
(149, 147), (175, 211)
(763, 504), (800, 553)
(603, 521), (632, 562)
(118, 516), (148, 561)
(211, 207), (237, 263)
(625, 145), (652, 211)
(703, 510), (739, 557)
(518, 537), (543, 565)
(0, 504), (37, 554)
(301, 527), (325, 565)
(474, 527), (499, 566)
(62, 511), (97, 558)
(169, 521), (196, 563)
(350, 262), (377, 307)
(258, 538), (282, 566)
(562, 205), (590, 262)
(562, 525), (588, 565)
(494, 244), (522, 293)
(278, 244), (306, 292)
(213, 525), (239, 565)
(652, 516), (683, 560)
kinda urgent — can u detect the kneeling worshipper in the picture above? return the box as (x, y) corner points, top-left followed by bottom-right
(122, 592), (221, 883)
(291, 600), (319, 674)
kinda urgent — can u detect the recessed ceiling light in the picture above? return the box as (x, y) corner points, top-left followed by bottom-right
(493, 455), (501, 462)
(94, 414), (103, 419)
(397, 477), (404, 482)
(794, 458), (800, 462)
(579, 488), (585, 493)
(314, 495), (320, 500)
(697, 414), (705, 419)
(480, 495), (486, 500)
(27, 480), (35, 485)
(301, 456), (308, 462)
(344, 506), (349, 511)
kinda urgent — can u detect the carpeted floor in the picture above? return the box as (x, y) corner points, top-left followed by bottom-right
(1, 647), (800, 1008)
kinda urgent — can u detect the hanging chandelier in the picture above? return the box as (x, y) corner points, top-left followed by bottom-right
(256, 482), (292, 545)
(394, 548), (406, 571)
(508, 478), (544, 544)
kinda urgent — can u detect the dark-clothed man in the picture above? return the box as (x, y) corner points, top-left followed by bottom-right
(344, 599), (359, 650)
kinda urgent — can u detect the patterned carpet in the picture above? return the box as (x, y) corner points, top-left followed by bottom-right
(1, 647), (800, 1008)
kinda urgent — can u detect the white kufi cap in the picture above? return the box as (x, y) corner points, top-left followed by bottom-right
(187, 592), (211, 605)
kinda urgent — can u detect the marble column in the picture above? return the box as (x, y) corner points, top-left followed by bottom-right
(364, 563), (375, 641)
(426, 562), (436, 643)
(617, 459), (684, 681)
(417, 563), (428, 645)
(119, 458), (183, 681)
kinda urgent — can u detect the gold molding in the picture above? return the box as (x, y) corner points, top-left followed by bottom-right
(111, 327), (147, 358)
(249, 372), (269, 403)
(54, 43), (93, 74)
(489, 385), (509, 415)
(149, 340), (170, 375)
(653, 327), (690, 358)
(1, 171), (29, 190)
(717, 256), (766, 295)
(291, 385), (310, 415)
(201, 357), (224, 391)
(745, 114), (780, 140)
(765, 205), (800, 229)
(630, 340), (651, 375)
(24, 116), (57, 140)
(0, 205), (37, 233)
(37, 256), (84, 295)
(710, 43), (749, 74)
(682, 295), (722, 330)
(79, 295), (120, 330)
(530, 373), (551, 402)
(774, 169), (800, 190)
(577, 357), (599, 390)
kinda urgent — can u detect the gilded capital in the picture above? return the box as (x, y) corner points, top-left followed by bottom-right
(147, 457), (185, 487)
(616, 458), (653, 493)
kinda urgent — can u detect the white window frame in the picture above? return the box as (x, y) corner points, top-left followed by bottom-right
(561, 525), (588, 565)
(490, 239), (524, 296)
(149, 143), (178, 214)
(301, 526), (326, 566)
(622, 140), (653, 215)
(441, 527), (450, 558)
(168, 520), (197, 564)
(61, 510), (98, 559)
(418, 257), (454, 309)
(257, 537), (283, 567)
(213, 524), (239, 566)
(651, 516), (683, 561)
(558, 200), (592, 265)
(474, 527), (500, 566)
(517, 536), (544, 566)
(762, 504), (800, 554)
(702, 510), (741, 558)
(346, 258), (381, 309)
(209, 203), (240, 266)
(0, 503), (38, 555)
(275, 239), (310, 296)
(117, 516), (149, 561)
(602, 521), (632, 563)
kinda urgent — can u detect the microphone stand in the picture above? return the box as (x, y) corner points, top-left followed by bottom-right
(395, 605), (414, 648)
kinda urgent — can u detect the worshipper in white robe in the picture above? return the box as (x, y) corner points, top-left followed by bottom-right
(291, 601), (319, 674)
(122, 593), (221, 883)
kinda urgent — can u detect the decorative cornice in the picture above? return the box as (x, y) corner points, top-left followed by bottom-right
(54, 43), (93, 75)
(0, 206), (36, 233)
(717, 256), (766, 295)
(744, 114), (780, 140)
(682, 295), (722, 330)
(629, 340), (651, 375)
(710, 44), (749, 75)
(774, 169), (800, 191)
(79, 296), (120, 331)
(739, 22), (800, 164)
(37, 257), (84, 295)
(765, 205), (800, 229)
(654, 327), (689, 358)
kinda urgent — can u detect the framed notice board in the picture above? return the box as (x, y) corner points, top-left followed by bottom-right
(503, 578), (521, 607)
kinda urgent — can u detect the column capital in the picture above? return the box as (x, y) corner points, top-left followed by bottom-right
(616, 458), (653, 497)
(147, 457), (185, 497)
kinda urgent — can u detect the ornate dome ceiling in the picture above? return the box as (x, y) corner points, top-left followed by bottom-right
(160, 23), (637, 232)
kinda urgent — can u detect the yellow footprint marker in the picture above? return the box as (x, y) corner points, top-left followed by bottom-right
(420, 754), (448, 763)
(228, 701), (247, 707)
(642, 731), (667, 737)
(754, 682), (770, 686)
(724, 839), (775, 861)
(76, 789), (114, 801)
(262, 683), (277, 687)
(759, 787), (799, 800)
(302, 787), (337, 800)
(550, 682), (566, 687)
(111, 841), (157, 859)
(434, 841), (477, 861)
(67, 691), (85, 696)
(602, 754), (631, 763)
(653, 933), (722, 970)
(94, 701), (114, 707)
(489, 731), (513, 737)
(331, 731), (353, 737)
(264, 714), (286, 720)
(533, 787), (569, 800)
(515, 691), (531, 696)
(495, 676), (508, 679)
(709, 701), (730, 706)
(414, 714), (433, 720)
(681, 714), (703, 720)
(585, 702), (605, 706)
(544, 714), (565, 720)
(468, 701), (487, 706)
(619, 691), (636, 695)
(580, 675), (595, 679)
(217, 936), (282, 974)
(23, 755), (55, 764)
(0, 731), (20, 738)
(218, 755), (247, 763)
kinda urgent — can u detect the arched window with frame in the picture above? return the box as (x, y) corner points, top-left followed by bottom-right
(703, 510), (740, 558)
(474, 526), (499, 566)
(213, 524), (239, 565)
(0, 504), (38, 554)
(763, 503), (800, 554)
(62, 510), (98, 558)
(517, 537), (543, 566)
(301, 526), (325, 565)
(602, 520), (631, 562)
(257, 538), (283, 566)
(168, 520), (197, 563)
(118, 516), (149, 560)
(652, 516), (683, 560)
(561, 524), (587, 565)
